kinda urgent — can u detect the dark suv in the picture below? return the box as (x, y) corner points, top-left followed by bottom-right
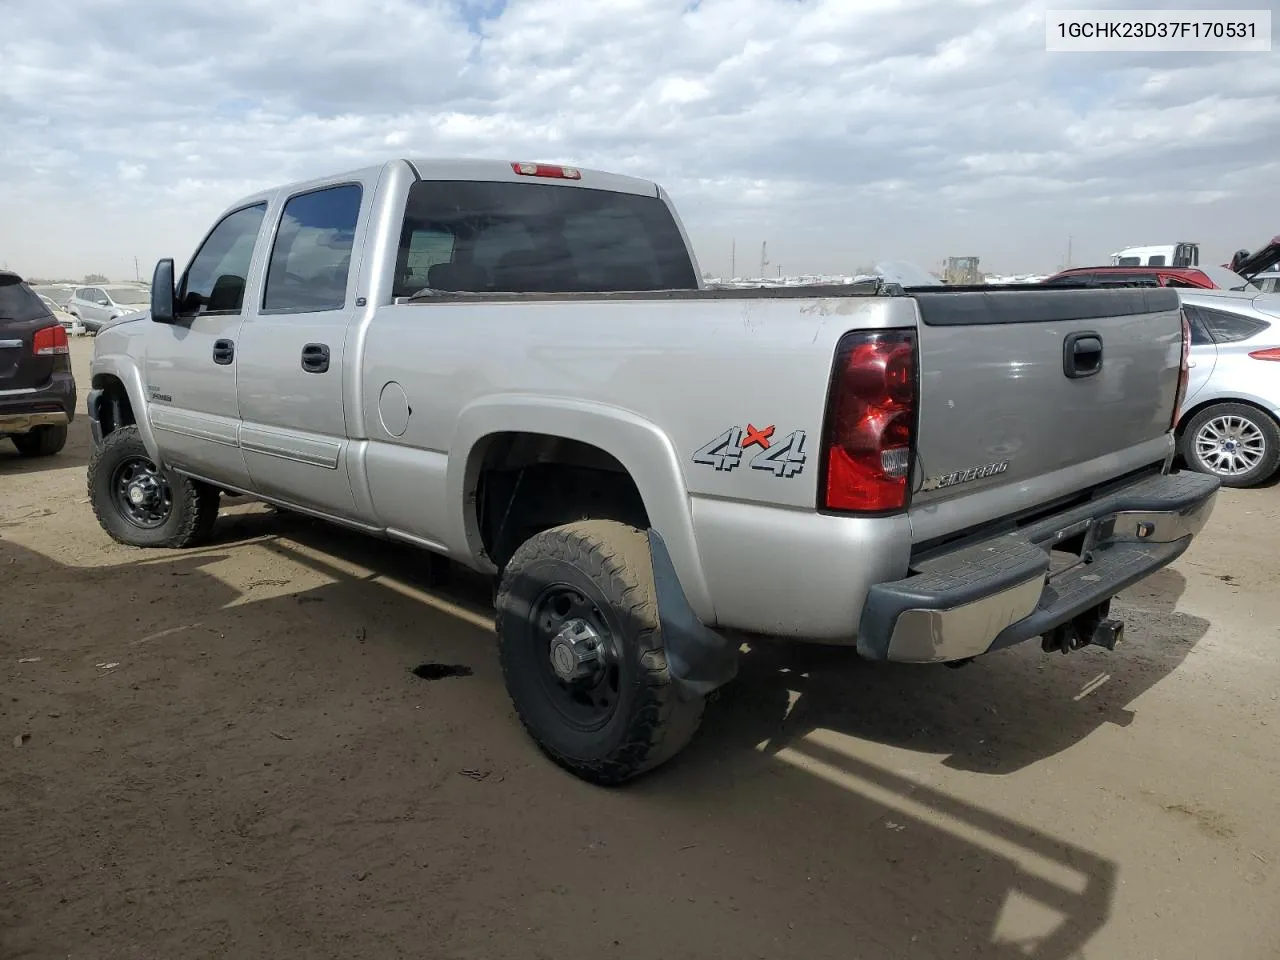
(1, 271), (76, 458)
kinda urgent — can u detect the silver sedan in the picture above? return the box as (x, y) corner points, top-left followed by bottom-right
(1177, 289), (1280, 487)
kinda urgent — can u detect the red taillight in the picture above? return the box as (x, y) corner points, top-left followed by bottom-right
(32, 324), (69, 357)
(821, 329), (917, 513)
(511, 161), (582, 180)
(1248, 347), (1280, 361)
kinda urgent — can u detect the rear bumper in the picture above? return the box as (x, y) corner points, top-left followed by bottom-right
(856, 471), (1221, 663)
(0, 374), (76, 435)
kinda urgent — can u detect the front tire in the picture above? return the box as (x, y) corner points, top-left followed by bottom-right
(1182, 402), (1280, 488)
(496, 520), (705, 785)
(12, 424), (67, 458)
(87, 426), (220, 548)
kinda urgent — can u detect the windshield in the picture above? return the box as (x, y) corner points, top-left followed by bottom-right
(1198, 265), (1258, 292)
(105, 286), (151, 305)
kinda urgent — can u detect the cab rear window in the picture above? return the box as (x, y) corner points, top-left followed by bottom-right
(394, 180), (698, 297)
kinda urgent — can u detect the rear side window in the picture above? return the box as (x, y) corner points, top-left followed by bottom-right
(1187, 312), (1213, 346)
(1190, 305), (1271, 343)
(1116, 257), (1141, 266)
(1147, 255), (1166, 266)
(180, 203), (268, 315)
(1044, 273), (1094, 285)
(0, 276), (51, 322)
(394, 180), (698, 297)
(263, 184), (363, 313)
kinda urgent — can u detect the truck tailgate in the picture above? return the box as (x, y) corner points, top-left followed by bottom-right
(908, 287), (1183, 539)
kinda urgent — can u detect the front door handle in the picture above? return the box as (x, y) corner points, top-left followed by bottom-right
(1063, 331), (1103, 379)
(301, 343), (330, 374)
(213, 339), (235, 365)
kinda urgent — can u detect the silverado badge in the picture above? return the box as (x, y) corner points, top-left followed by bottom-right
(920, 459), (1010, 492)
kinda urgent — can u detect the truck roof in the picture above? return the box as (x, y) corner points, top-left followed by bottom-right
(221, 157), (663, 215)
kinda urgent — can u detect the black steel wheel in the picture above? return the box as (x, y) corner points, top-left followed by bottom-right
(529, 582), (623, 732)
(87, 426), (220, 548)
(111, 455), (173, 529)
(496, 520), (705, 785)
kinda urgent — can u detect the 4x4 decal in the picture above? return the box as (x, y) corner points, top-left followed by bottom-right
(692, 424), (808, 477)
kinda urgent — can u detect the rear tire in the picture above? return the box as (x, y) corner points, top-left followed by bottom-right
(495, 519), (705, 785)
(87, 426), (220, 548)
(12, 425), (67, 458)
(1182, 402), (1280, 488)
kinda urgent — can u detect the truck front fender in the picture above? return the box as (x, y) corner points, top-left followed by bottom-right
(449, 394), (716, 624)
(89, 352), (161, 466)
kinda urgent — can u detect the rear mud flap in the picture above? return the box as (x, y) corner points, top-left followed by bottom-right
(647, 529), (739, 701)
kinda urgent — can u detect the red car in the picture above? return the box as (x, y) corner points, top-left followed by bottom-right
(1042, 264), (1254, 290)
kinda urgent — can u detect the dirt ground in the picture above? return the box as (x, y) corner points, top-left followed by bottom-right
(2, 339), (1279, 960)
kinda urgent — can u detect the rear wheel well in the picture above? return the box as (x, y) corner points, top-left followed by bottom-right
(474, 433), (649, 570)
(90, 374), (137, 438)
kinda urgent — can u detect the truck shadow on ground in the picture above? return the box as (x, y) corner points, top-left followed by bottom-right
(3, 502), (1211, 960)
(230, 506), (1209, 778)
(695, 561), (1207, 776)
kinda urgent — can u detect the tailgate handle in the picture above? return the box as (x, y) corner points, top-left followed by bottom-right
(1064, 332), (1103, 379)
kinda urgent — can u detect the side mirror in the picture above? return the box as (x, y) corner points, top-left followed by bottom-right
(151, 259), (176, 324)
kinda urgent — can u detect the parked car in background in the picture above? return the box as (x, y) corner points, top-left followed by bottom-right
(1176, 289), (1280, 487)
(1042, 265), (1257, 291)
(1, 271), (76, 458)
(1251, 271), (1280, 294)
(32, 284), (76, 309)
(1228, 235), (1280, 280)
(1111, 242), (1201, 267)
(38, 294), (81, 332)
(67, 284), (151, 332)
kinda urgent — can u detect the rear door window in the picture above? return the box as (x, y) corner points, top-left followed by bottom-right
(262, 183), (363, 313)
(394, 180), (698, 296)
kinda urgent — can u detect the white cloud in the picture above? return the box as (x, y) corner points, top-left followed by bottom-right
(2, 0), (1278, 281)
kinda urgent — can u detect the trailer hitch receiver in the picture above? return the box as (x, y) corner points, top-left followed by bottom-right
(1041, 599), (1125, 655)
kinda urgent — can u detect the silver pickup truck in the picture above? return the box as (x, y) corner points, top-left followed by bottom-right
(85, 158), (1220, 783)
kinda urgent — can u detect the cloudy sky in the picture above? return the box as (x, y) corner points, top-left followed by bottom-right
(3, 0), (1278, 281)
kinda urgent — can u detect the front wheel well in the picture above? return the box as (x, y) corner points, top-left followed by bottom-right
(473, 432), (650, 570)
(90, 374), (137, 438)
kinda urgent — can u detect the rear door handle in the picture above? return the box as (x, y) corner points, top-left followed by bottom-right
(301, 343), (330, 373)
(1063, 331), (1103, 379)
(213, 339), (235, 365)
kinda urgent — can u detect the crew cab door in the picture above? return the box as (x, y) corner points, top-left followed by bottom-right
(144, 202), (267, 490)
(235, 181), (367, 518)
